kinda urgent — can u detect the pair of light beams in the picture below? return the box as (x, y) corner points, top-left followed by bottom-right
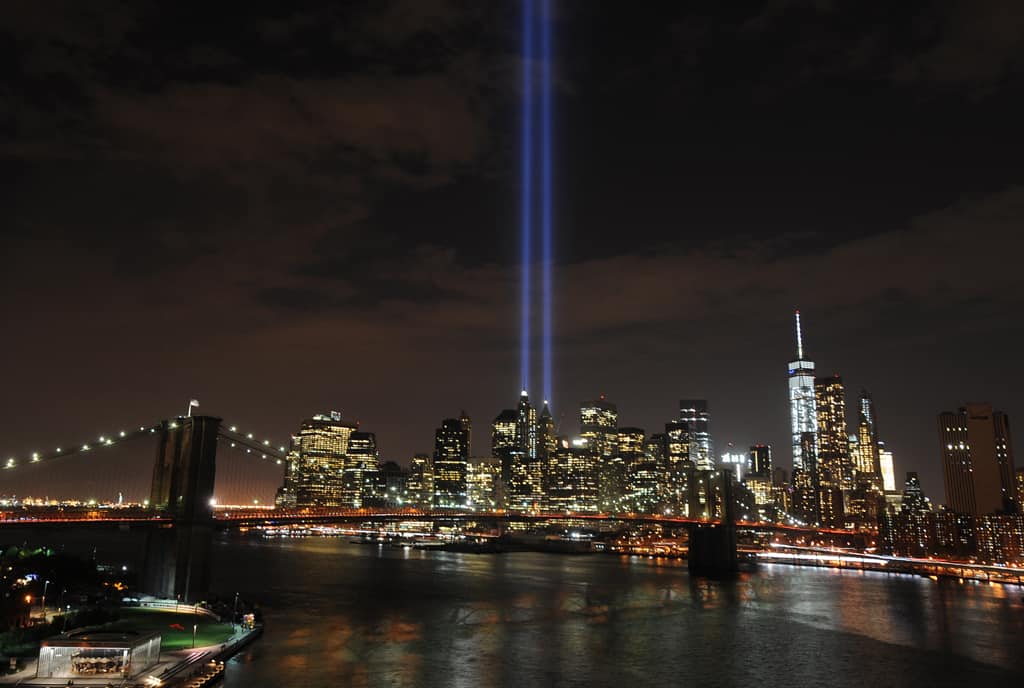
(520, 0), (553, 406)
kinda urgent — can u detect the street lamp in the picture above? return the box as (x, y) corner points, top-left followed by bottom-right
(232, 592), (239, 631)
(192, 624), (198, 649)
(40, 579), (49, 621)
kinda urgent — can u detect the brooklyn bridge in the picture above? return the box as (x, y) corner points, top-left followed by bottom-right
(0, 415), (857, 601)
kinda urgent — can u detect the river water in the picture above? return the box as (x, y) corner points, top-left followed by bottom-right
(208, 534), (1024, 687)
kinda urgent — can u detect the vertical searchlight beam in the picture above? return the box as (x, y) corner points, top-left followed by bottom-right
(520, 0), (535, 394)
(541, 0), (553, 407)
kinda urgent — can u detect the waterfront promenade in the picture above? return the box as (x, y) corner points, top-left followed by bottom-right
(0, 603), (261, 687)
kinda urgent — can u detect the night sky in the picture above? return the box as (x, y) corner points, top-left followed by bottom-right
(2, 1), (1023, 504)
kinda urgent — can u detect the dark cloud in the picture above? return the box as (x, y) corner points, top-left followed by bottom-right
(94, 74), (486, 178)
(892, 0), (1024, 91)
(353, 0), (477, 46)
(258, 286), (344, 314)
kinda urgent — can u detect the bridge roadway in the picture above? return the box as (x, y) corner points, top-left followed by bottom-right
(0, 505), (859, 538)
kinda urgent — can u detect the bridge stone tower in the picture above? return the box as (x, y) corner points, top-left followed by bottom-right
(687, 469), (739, 577)
(142, 415), (220, 601)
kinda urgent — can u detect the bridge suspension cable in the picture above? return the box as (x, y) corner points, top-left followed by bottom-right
(2, 423), (162, 472)
(217, 424), (288, 463)
(2, 417), (289, 475)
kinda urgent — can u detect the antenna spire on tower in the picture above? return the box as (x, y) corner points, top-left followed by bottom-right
(795, 310), (804, 359)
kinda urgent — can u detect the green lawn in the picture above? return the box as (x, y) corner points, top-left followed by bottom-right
(98, 608), (234, 651)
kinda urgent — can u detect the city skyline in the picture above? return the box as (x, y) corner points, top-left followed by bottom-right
(3, 1), (1024, 503)
(0, 372), (1013, 513)
(1, 306), (1015, 506)
(3, 4), (1024, 686)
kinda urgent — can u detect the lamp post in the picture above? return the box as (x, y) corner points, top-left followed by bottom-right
(61, 605), (70, 633)
(40, 579), (49, 621)
(232, 592), (239, 631)
(192, 624), (198, 649)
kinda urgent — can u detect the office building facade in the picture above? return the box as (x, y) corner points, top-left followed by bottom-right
(433, 418), (469, 508)
(680, 399), (713, 471)
(277, 411), (358, 508)
(939, 403), (1017, 515)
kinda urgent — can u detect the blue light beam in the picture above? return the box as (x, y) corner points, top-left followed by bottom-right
(541, 0), (553, 407)
(520, 0), (535, 395)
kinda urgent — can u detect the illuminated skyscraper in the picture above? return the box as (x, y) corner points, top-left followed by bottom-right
(856, 390), (882, 480)
(664, 421), (691, 470)
(581, 397), (621, 510)
(510, 392), (543, 510)
(901, 472), (928, 513)
(619, 427), (654, 512)
(815, 376), (850, 483)
(749, 444), (773, 477)
(407, 453), (434, 509)
(599, 422), (641, 514)
(616, 427), (646, 467)
(538, 402), (557, 460)
(788, 312), (818, 473)
(375, 461), (406, 508)
(343, 431), (378, 508)
(274, 437), (301, 508)
(279, 411), (358, 508)
(433, 418), (469, 508)
(879, 441), (896, 492)
(938, 403), (1017, 515)
(640, 433), (669, 512)
(680, 400), (713, 471)
(790, 432), (815, 524)
(719, 451), (749, 481)
(664, 421), (694, 516)
(847, 390), (887, 525)
(459, 410), (473, 456)
(745, 444), (774, 516)
(580, 397), (618, 461)
(645, 433), (667, 469)
(467, 459), (502, 512)
(546, 437), (599, 513)
(516, 391), (539, 461)
(491, 408), (518, 485)
(815, 375), (849, 526)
